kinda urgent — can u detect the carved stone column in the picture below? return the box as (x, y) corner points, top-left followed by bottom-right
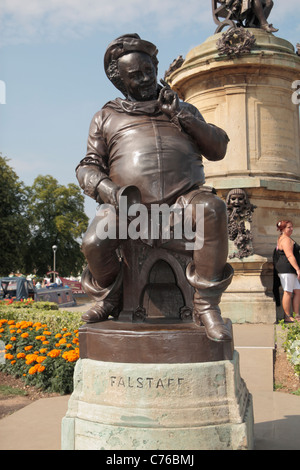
(168, 29), (300, 323)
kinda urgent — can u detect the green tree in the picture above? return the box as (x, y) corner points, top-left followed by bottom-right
(0, 155), (30, 275)
(25, 175), (89, 277)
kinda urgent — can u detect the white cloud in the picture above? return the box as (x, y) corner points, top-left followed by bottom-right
(0, 0), (298, 48)
(0, 0), (211, 45)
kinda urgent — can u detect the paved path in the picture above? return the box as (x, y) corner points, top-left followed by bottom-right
(0, 389), (299, 450)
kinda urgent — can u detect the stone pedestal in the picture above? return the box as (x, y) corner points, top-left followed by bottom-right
(168, 29), (300, 323)
(62, 350), (253, 450)
(61, 320), (253, 450)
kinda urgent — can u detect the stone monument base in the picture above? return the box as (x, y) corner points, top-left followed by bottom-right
(61, 350), (253, 450)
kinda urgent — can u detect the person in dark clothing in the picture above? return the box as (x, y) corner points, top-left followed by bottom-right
(273, 220), (300, 322)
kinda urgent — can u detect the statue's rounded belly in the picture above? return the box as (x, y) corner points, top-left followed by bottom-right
(109, 145), (204, 204)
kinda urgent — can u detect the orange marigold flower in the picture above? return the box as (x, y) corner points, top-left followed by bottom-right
(24, 345), (33, 351)
(17, 352), (26, 359)
(47, 349), (61, 358)
(10, 337), (17, 341)
(29, 365), (38, 375)
(72, 338), (79, 344)
(55, 333), (62, 338)
(20, 321), (33, 329)
(25, 354), (38, 365)
(21, 332), (29, 338)
(62, 350), (79, 362)
(5, 344), (13, 350)
(37, 365), (45, 373)
(5, 353), (14, 360)
(35, 335), (46, 341)
(8, 320), (15, 325)
(63, 332), (72, 337)
(40, 348), (48, 354)
(43, 331), (51, 335)
(11, 360), (16, 364)
(58, 338), (67, 344)
(0, 328), (4, 333)
(42, 340), (49, 345)
(36, 356), (46, 363)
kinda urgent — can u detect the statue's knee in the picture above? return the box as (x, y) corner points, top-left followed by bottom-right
(210, 195), (226, 218)
(81, 231), (99, 257)
(193, 192), (226, 220)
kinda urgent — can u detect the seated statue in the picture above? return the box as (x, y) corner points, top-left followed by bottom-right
(212, 0), (278, 33)
(76, 34), (234, 342)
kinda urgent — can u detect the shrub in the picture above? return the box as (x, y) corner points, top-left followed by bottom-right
(0, 298), (58, 310)
(280, 320), (300, 378)
(0, 300), (83, 331)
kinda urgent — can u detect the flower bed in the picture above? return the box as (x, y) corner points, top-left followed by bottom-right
(0, 300), (83, 394)
(280, 320), (300, 378)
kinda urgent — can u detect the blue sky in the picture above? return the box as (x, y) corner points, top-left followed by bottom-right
(1, 0), (299, 221)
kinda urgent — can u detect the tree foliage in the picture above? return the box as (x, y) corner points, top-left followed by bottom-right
(0, 155), (30, 275)
(0, 155), (89, 277)
(25, 175), (89, 277)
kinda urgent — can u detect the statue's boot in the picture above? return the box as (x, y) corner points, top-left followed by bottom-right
(186, 262), (234, 342)
(261, 23), (278, 33)
(80, 266), (122, 323)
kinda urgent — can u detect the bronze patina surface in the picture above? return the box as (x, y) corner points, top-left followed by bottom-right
(76, 34), (234, 347)
(79, 319), (234, 363)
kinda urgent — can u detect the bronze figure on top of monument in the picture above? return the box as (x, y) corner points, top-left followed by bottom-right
(212, 0), (278, 33)
(76, 34), (234, 343)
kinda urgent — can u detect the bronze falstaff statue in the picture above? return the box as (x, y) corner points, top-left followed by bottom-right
(76, 34), (234, 342)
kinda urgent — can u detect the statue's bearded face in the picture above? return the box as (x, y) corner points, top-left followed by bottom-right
(118, 52), (158, 101)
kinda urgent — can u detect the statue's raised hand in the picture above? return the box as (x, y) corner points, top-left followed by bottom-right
(158, 80), (179, 118)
